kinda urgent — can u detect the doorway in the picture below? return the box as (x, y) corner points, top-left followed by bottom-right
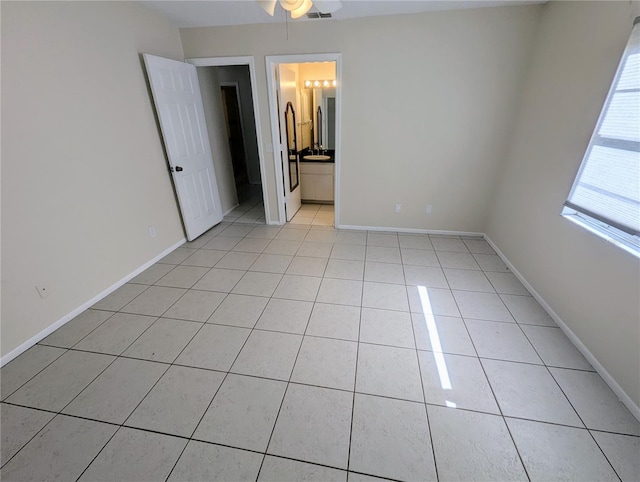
(266, 54), (342, 226)
(198, 66), (262, 222)
(220, 82), (259, 206)
(186, 56), (271, 224)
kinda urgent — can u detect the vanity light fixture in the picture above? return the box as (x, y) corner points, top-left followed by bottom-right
(304, 79), (337, 88)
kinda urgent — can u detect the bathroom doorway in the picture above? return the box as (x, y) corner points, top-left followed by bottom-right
(265, 53), (342, 227)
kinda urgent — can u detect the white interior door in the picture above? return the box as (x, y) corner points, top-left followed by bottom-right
(143, 54), (223, 241)
(278, 65), (302, 221)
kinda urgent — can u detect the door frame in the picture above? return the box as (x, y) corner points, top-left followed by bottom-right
(265, 53), (342, 226)
(186, 56), (273, 224)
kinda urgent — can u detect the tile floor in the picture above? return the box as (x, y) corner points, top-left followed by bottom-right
(1, 215), (639, 481)
(222, 190), (265, 224)
(290, 203), (335, 226)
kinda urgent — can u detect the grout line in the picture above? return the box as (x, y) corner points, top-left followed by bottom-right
(258, 207), (335, 478)
(34, 325), (610, 382)
(74, 424), (122, 481)
(345, 266), (365, 473)
(185, 311), (270, 440)
(501, 295), (624, 477)
(164, 281), (273, 479)
(453, 291), (532, 481)
(0, 346), (70, 403)
(6, 224), (638, 480)
(543, 367), (626, 481)
(75, 359), (176, 480)
(5, 351), (127, 476)
(402, 254), (440, 481)
(3, 395), (638, 442)
(0, 405), (61, 470)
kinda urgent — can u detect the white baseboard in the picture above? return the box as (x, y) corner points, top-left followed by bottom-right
(337, 224), (483, 237)
(483, 234), (640, 422)
(223, 204), (240, 216)
(5, 226), (638, 423)
(0, 238), (186, 368)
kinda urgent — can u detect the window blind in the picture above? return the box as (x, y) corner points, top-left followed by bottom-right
(564, 18), (640, 237)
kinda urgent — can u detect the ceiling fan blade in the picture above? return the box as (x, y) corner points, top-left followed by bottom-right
(257, 0), (277, 16)
(312, 0), (342, 13)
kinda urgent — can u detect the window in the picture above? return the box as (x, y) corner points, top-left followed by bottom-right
(562, 17), (640, 256)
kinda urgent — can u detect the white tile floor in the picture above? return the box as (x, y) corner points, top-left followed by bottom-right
(1, 213), (639, 481)
(223, 190), (266, 224)
(290, 203), (335, 226)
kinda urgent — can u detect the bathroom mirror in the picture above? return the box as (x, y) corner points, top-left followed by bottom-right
(313, 88), (336, 150)
(285, 101), (299, 191)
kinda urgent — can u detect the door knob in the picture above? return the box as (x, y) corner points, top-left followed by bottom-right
(173, 166), (183, 172)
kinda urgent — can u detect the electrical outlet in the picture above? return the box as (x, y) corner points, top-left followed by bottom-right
(148, 226), (157, 238)
(426, 204), (433, 214)
(35, 285), (49, 299)
(395, 202), (401, 213)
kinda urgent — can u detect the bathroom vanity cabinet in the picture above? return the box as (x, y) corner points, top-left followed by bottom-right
(300, 162), (334, 202)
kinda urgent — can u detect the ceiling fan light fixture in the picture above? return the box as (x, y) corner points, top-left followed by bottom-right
(280, 0), (305, 12)
(257, 0), (340, 19)
(290, 0), (312, 19)
(257, 0), (277, 16)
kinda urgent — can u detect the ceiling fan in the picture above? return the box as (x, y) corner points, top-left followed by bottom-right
(257, 0), (342, 19)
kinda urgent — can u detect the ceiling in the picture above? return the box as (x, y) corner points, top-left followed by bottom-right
(138, 0), (545, 28)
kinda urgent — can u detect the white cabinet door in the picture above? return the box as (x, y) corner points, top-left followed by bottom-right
(317, 174), (334, 201)
(300, 163), (334, 202)
(301, 173), (315, 200)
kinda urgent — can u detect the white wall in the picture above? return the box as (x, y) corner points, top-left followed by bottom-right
(3, 0), (637, 413)
(216, 66), (262, 185)
(180, 5), (543, 230)
(1, 1), (185, 358)
(299, 62), (336, 83)
(197, 67), (238, 213)
(485, 1), (640, 408)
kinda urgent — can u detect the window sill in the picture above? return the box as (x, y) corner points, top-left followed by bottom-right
(562, 209), (640, 260)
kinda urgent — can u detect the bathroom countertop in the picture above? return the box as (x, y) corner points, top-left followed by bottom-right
(299, 150), (335, 163)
